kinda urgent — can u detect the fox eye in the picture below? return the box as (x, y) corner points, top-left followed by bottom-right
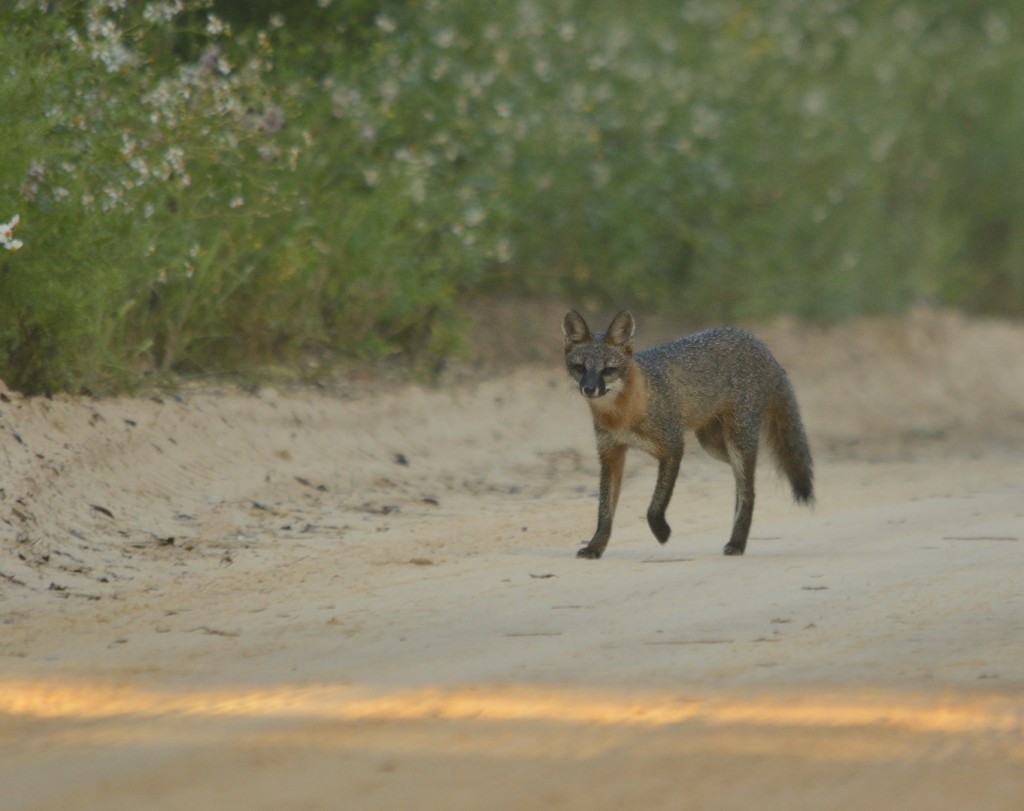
(569, 362), (585, 375)
(601, 366), (618, 377)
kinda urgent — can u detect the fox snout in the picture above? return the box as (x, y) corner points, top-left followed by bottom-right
(578, 369), (606, 399)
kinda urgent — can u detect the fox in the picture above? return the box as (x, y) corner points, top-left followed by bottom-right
(563, 310), (814, 559)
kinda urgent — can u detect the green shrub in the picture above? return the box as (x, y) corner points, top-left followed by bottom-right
(2, 1), (1023, 393)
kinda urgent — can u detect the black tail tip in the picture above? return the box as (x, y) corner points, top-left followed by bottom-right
(792, 479), (815, 505)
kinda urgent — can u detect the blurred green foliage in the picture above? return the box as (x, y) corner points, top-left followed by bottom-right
(2, 0), (1023, 393)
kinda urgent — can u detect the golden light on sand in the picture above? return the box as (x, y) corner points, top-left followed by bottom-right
(2, 680), (1021, 738)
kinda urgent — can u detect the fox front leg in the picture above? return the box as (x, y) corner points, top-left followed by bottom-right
(647, 450), (682, 544)
(578, 443), (626, 559)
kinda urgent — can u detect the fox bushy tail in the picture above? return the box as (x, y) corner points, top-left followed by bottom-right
(766, 379), (814, 505)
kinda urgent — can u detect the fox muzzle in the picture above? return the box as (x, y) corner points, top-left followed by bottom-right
(579, 370), (606, 398)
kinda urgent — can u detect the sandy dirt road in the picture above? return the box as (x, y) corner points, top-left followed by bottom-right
(1, 309), (1023, 810)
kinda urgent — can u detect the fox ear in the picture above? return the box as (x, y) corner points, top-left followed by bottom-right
(563, 310), (592, 351)
(604, 311), (635, 350)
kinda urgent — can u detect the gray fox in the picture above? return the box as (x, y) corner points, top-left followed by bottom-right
(563, 310), (814, 559)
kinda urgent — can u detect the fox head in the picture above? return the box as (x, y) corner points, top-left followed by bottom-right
(562, 310), (635, 401)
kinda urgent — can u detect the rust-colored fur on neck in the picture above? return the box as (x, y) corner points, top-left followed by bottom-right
(590, 363), (647, 432)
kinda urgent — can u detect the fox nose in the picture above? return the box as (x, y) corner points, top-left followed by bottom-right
(581, 383), (599, 398)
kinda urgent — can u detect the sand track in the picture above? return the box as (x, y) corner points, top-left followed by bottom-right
(2, 309), (1023, 809)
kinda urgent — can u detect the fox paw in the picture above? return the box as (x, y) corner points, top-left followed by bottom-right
(722, 543), (746, 556)
(577, 546), (602, 559)
(647, 515), (671, 545)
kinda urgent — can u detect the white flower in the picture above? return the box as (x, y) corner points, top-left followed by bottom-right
(144, 2), (185, 24)
(163, 146), (186, 176)
(1, 214), (24, 251)
(98, 41), (134, 73)
(434, 28), (455, 49)
(206, 14), (227, 37)
(464, 206), (486, 227)
(362, 168), (381, 188)
(494, 238), (512, 263)
(984, 11), (1010, 44)
(87, 18), (118, 42)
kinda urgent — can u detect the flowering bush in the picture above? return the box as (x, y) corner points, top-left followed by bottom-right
(324, 1), (1024, 319)
(2, 0), (323, 391)
(0, 215), (22, 251)
(2, 1), (1022, 393)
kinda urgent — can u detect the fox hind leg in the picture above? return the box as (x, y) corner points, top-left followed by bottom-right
(698, 419), (757, 555)
(722, 424), (758, 556)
